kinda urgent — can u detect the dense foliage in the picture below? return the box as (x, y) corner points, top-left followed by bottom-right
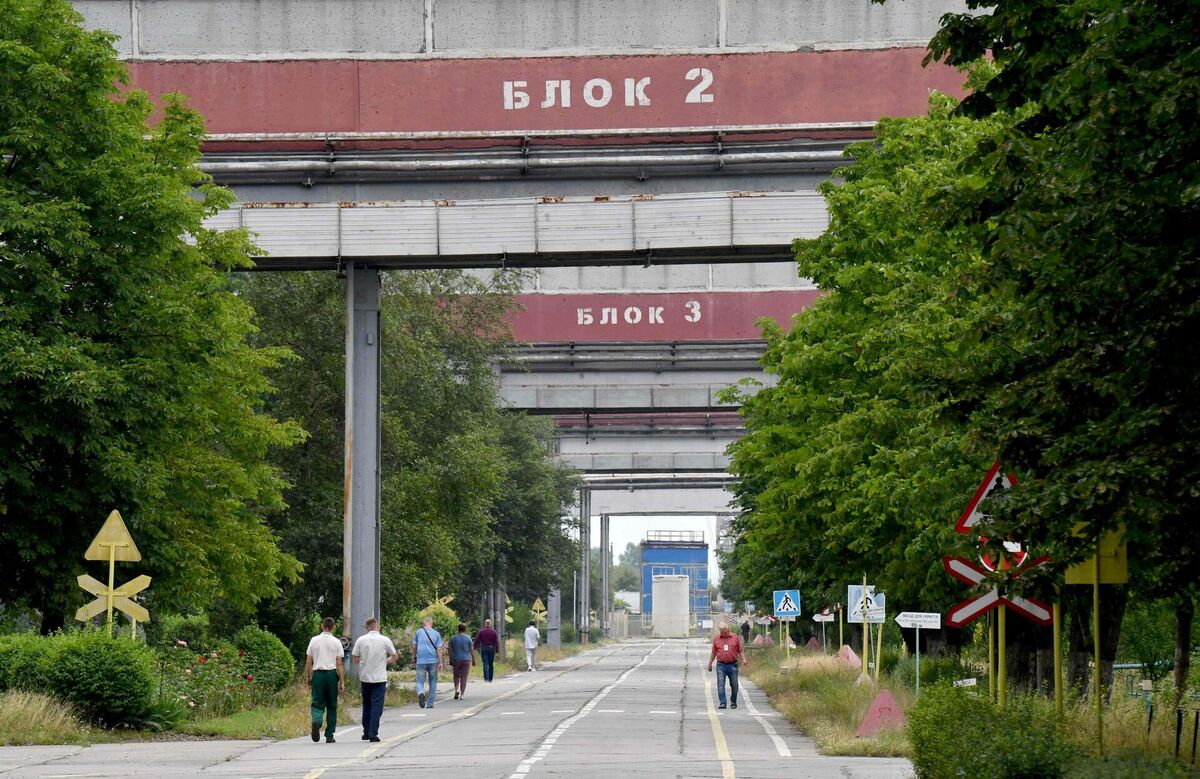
(0, 0), (304, 628)
(241, 271), (580, 645)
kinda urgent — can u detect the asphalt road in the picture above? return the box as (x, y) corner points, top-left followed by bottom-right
(0, 639), (913, 778)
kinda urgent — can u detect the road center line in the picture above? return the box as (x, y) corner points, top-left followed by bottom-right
(507, 643), (663, 779)
(702, 665), (737, 779)
(742, 689), (791, 757)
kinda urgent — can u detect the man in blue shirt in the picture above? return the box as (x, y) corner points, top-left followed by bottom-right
(411, 615), (443, 709)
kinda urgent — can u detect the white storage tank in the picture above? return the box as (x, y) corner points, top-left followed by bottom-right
(651, 575), (690, 638)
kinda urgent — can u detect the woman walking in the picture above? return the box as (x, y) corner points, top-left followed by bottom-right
(449, 623), (475, 700)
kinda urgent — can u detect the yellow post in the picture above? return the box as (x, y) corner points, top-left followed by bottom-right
(998, 605), (1007, 708)
(1094, 541), (1103, 756)
(131, 618), (137, 640)
(862, 576), (870, 675)
(1053, 601), (1063, 718)
(105, 543), (116, 637)
(785, 620), (790, 662)
(838, 604), (843, 649)
(988, 611), (995, 703)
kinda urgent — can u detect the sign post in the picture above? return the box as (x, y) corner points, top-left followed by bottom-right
(847, 582), (885, 685)
(77, 510), (150, 636)
(895, 612), (940, 697)
(773, 590), (801, 662)
(813, 609), (835, 652)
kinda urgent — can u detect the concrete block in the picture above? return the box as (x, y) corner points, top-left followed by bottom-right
(137, 0), (425, 56)
(595, 386), (654, 408)
(725, 0), (969, 47)
(433, 0), (717, 51)
(73, 1), (134, 55)
(497, 385), (538, 408)
(653, 387), (714, 408)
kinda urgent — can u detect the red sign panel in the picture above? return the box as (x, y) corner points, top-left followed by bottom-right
(509, 290), (819, 342)
(125, 49), (966, 137)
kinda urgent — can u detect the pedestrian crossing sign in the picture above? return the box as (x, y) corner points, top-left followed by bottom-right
(773, 589), (801, 618)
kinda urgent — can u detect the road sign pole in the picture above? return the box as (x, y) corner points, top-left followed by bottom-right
(998, 605), (1007, 709)
(861, 576), (869, 680)
(1094, 540), (1104, 756)
(988, 611), (995, 703)
(821, 621), (826, 653)
(105, 543), (116, 637)
(1053, 601), (1063, 719)
(874, 612), (883, 683)
(915, 626), (920, 697)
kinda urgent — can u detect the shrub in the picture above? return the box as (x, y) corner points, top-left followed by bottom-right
(891, 654), (975, 691)
(44, 631), (154, 726)
(908, 683), (1074, 778)
(133, 696), (189, 732)
(234, 625), (294, 693)
(157, 639), (254, 716)
(148, 612), (214, 653)
(0, 632), (53, 693)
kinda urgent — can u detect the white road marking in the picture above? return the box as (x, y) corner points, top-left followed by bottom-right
(597, 709), (624, 713)
(400, 713), (426, 718)
(550, 709), (574, 714)
(742, 690), (791, 758)
(649, 710), (677, 714)
(508, 643), (663, 779)
(499, 711), (526, 716)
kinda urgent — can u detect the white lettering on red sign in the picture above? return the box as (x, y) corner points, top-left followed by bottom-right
(503, 69), (710, 111)
(574, 301), (701, 327)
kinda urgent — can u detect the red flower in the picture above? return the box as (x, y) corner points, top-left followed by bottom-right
(238, 649), (245, 656)
(198, 656), (207, 664)
(246, 673), (254, 681)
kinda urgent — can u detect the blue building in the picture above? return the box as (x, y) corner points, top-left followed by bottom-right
(640, 530), (710, 619)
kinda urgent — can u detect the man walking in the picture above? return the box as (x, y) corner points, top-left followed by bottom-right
(412, 615), (443, 709)
(306, 617), (345, 743)
(707, 623), (748, 710)
(351, 617), (397, 742)
(474, 618), (500, 682)
(448, 623), (475, 700)
(523, 620), (540, 672)
(740, 617), (751, 645)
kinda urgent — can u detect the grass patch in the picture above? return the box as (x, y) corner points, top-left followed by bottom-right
(746, 649), (912, 757)
(0, 690), (93, 746)
(180, 683), (315, 739)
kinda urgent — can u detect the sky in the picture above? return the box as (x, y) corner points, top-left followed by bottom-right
(590, 514), (723, 586)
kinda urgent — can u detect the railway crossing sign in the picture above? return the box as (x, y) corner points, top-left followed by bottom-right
(956, 461), (1015, 534)
(943, 556), (1051, 626)
(532, 596), (547, 625)
(75, 510), (151, 633)
(773, 589), (801, 618)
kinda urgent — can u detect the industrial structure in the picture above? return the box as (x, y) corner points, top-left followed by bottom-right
(641, 530), (710, 629)
(73, 0), (971, 643)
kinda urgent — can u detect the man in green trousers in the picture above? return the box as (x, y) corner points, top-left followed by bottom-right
(306, 617), (345, 743)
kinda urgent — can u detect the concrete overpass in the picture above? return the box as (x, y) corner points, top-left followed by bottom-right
(74, 0), (971, 640)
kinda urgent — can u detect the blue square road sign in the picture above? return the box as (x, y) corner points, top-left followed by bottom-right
(773, 589), (801, 618)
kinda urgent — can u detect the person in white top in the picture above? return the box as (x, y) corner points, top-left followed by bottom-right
(305, 617), (345, 743)
(351, 617), (398, 743)
(523, 621), (541, 671)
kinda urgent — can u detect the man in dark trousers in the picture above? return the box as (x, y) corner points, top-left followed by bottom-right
(740, 617), (751, 644)
(474, 618), (500, 682)
(707, 622), (748, 710)
(305, 617), (345, 743)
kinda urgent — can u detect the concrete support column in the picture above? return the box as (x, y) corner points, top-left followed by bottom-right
(600, 514), (610, 639)
(342, 264), (381, 645)
(579, 489), (591, 643)
(547, 588), (561, 648)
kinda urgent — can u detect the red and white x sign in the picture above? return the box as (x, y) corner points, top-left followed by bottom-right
(943, 556), (1052, 627)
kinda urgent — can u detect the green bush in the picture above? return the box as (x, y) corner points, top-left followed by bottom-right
(157, 639), (254, 716)
(147, 612), (214, 653)
(1065, 757), (1191, 779)
(233, 625), (294, 693)
(44, 632), (154, 726)
(0, 632), (53, 693)
(908, 684), (1074, 778)
(891, 654), (975, 691)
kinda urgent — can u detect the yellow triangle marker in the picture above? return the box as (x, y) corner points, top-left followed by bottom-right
(84, 510), (141, 562)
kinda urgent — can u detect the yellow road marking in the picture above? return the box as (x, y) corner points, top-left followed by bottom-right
(703, 666), (736, 779)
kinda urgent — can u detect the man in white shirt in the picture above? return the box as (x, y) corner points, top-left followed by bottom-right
(305, 617), (345, 743)
(351, 617), (398, 743)
(523, 621), (541, 672)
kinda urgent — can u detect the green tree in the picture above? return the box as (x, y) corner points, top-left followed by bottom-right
(904, 0), (1200, 693)
(723, 90), (1010, 636)
(612, 542), (641, 592)
(0, 0), (303, 628)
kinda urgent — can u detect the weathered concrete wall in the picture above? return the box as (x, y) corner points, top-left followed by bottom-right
(72, 0), (969, 59)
